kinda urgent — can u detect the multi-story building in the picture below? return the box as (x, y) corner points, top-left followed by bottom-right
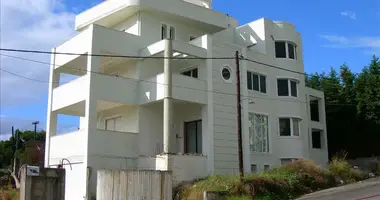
(44, 0), (328, 199)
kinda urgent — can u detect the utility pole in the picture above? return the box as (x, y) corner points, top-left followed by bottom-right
(235, 50), (244, 183)
(32, 121), (39, 140)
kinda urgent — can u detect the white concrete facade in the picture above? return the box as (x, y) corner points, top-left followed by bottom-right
(45, 0), (328, 199)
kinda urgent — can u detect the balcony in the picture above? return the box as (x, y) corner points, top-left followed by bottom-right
(54, 24), (142, 72)
(88, 129), (139, 159)
(75, 0), (237, 31)
(52, 73), (138, 112)
(139, 73), (207, 104)
(48, 129), (139, 165)
(52, 76), (89, 112)
(49, 130), (87, 165)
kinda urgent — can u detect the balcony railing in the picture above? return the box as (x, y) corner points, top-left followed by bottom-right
(139, 73), (207, 104)
(52, 76), (89, 111)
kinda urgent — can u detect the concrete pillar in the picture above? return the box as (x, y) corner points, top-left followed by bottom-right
(163, 39), (173, 154)
(45, 48), (60, 167)
(83, 27), (101, 199)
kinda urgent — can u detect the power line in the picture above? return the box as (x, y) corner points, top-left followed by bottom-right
(0, 48), (233, 60)
(0, 53), (358, 106)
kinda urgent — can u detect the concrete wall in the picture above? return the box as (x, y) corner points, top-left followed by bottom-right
(139, 11), (207, 44)
(96, 105), (138, 133)
(113, 13), (140, 35)
(210, 41), (240, 174)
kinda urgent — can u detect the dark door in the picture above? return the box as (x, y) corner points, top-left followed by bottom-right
(184, 120), (202, 154)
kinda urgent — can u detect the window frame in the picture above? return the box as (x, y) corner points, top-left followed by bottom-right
(161, 23), (176, 40)
(275, 41), (297, 60)
(181, 66), (199, 78)
(279, 117), (301, 137)
(312, 130), (323, 149)
(248, 112), (270, 153)
(220, 65), (233, 83)
(247, 71), (267, 94)
(251, 164), (258, 173)
(105, 116), (122, 132)
(277, 78), (299, 97)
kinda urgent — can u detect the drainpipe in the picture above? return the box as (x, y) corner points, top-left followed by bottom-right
(163, 39), (173, 157)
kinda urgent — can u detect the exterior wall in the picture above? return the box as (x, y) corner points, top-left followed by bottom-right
(306, 87), (328, 167)
(210, 41), (241, 174)
(96, 105), (138, 133)
(139, 12), (207, 44)
(112, 13), (141, 35)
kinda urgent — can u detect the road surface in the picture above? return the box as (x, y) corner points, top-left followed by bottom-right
(297, 178), (380, 200)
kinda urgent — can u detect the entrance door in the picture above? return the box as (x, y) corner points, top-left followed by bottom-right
(184, 120), (202, 154)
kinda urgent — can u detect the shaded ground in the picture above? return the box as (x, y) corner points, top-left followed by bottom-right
(297, 177), (380, 200)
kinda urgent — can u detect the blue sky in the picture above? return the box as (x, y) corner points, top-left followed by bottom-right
(0, 0), (379, 140)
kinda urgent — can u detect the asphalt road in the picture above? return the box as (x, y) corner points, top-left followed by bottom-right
(297, 178), (380, 200)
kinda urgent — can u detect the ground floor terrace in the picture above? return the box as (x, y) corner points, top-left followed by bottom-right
(45, 99), (211, 199)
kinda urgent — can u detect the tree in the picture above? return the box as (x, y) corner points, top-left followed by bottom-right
(306, 55), (380, 158)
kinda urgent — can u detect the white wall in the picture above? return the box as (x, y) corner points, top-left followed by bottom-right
(140, 12), (208, 44)
(112, 13), (140, 35)
(96, 105), (138, 133)
(210, 41), (241, 174)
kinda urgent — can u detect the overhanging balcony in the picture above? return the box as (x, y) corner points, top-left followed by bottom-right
(52, 73), (138, 112)
(139, 73), (207, 104)
(54, 24), (142, 73)
(140, 39), (207, 58)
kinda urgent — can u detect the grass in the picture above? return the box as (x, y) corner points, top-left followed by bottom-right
(0, 187), (19, 200)
(177, 159), (366, 200)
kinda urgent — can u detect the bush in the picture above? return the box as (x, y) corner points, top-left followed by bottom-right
(329, 156), (364, 183)
(281, 159), (336, 191)
(180, 175), (241, 200)
(243, 177), (290, 200)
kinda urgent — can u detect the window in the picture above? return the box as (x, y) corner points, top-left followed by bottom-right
(161, 24), (175, 40)
(275, 41), (297, 60)
(221, 67), (232, 81)
(277, 79), (298, 97)
(251, 164), (258, 173)
(275, 41), (286, 58)
(310, 99), (320, 122)
(161, 24), (167, 39)
(264, 165), (270, 171)
(105, 116), (122, 132)
(312, 130), (322, 149)
(247, 71), (267, 93)
(279, 117), (301, 136)
(249, 113), (269, 153)
(181, 68), (198, 78)
(281, 158), (297, 165)
(185, 120), (202, 154)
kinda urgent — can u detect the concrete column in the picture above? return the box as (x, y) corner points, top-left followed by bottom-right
(45, 48), (60, 167)
(83, 28), (101, 200)
(163, 39), (173, 154)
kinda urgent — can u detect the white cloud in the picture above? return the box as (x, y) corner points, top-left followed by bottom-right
(340, 10), (357, 20)
(319, 35), (380, 54)
(0, 0), (76, 106)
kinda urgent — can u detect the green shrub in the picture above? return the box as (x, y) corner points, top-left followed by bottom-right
(281, 159), (336, 192)
(243, 177), (290, 200)
(227, 196), (251, 200)
(328, 156), (365, 183)
(180, 175), (241, 200)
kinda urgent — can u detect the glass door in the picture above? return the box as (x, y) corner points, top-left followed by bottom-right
(184, 120), (202, 154)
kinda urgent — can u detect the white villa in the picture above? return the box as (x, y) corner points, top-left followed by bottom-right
(44, 0), (328, 199)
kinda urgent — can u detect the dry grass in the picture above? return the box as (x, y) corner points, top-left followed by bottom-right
(0, 187), (19, 200)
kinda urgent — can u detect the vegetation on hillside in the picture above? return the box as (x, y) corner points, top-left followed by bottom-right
(178, 159), (365, 200)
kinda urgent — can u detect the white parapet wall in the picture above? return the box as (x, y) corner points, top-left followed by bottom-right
(138, 154), (208, 185)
